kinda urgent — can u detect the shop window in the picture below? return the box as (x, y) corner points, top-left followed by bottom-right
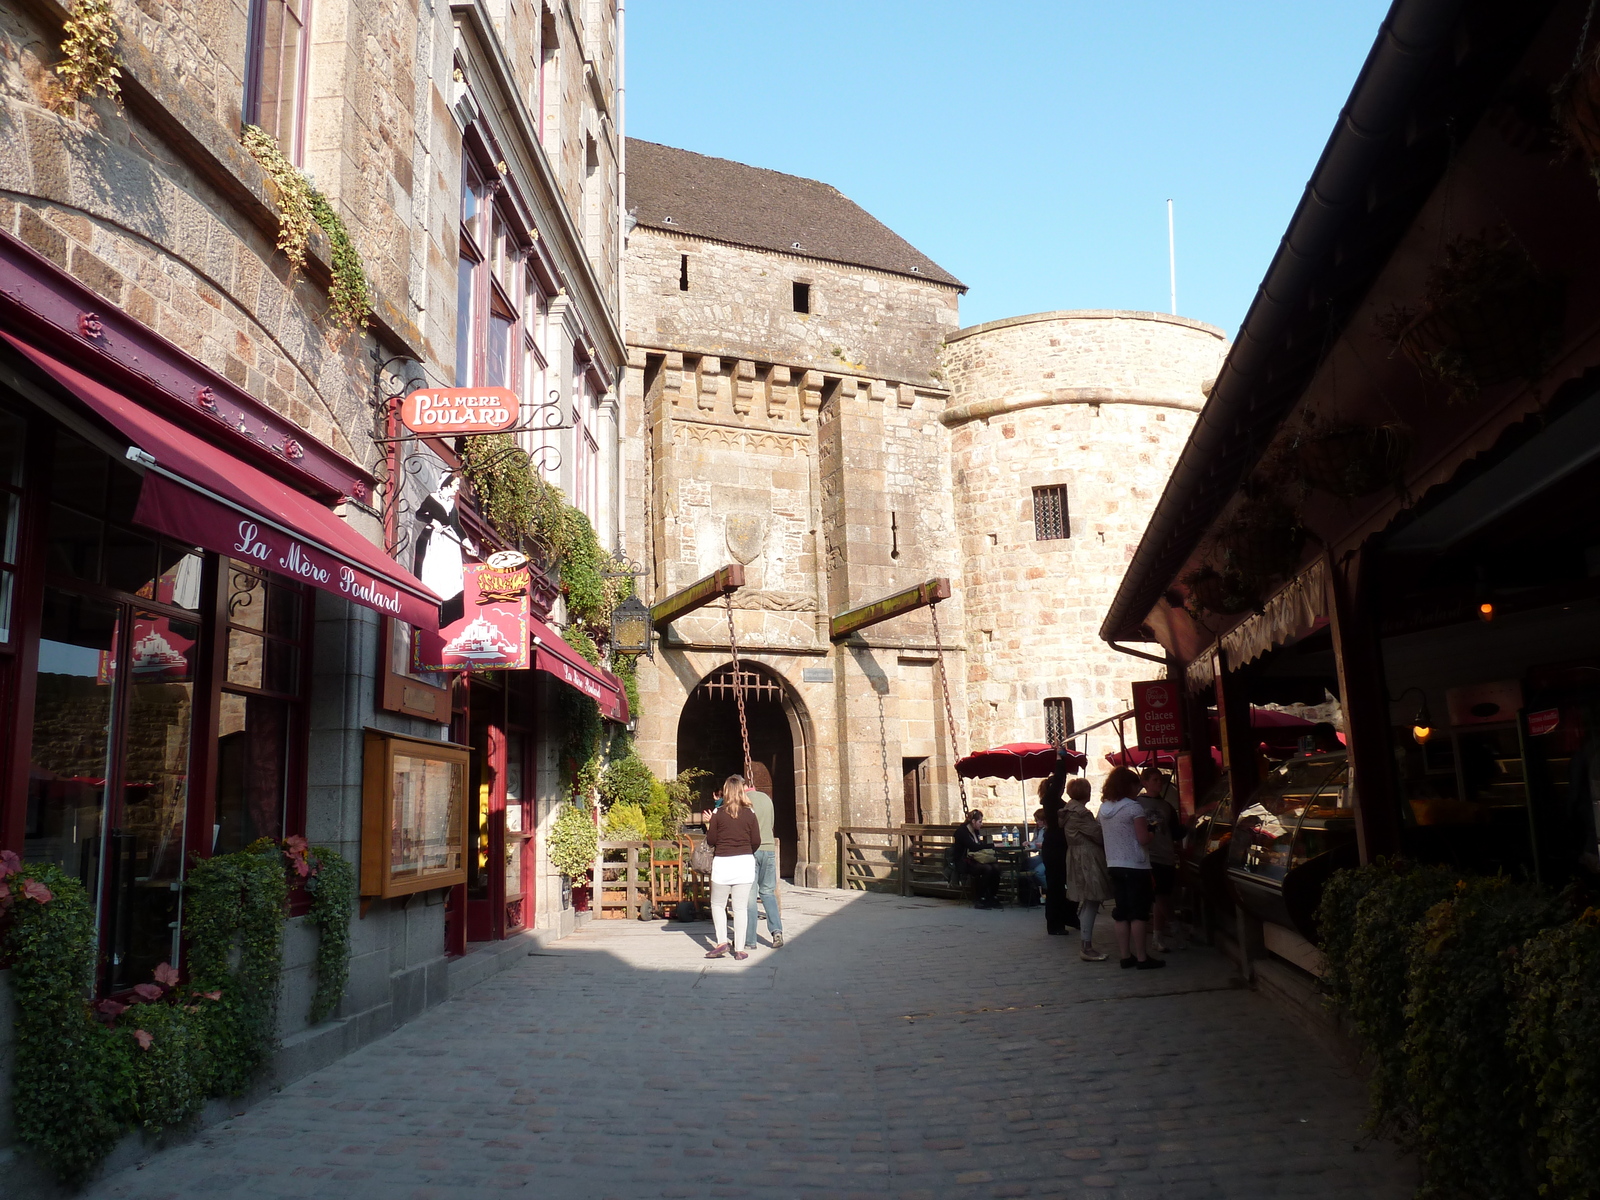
(1044, 696), (1076, 749)
(1033, 484), (1070, 541)
(0, 408), (22, 643)
(793, 282), (810, 314)
(243, 0), (310, 164)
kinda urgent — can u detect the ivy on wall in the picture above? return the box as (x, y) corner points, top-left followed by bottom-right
(1, 841), (355, 1184)
(240, 126), (372, 330)
(53, 0), (121, 109)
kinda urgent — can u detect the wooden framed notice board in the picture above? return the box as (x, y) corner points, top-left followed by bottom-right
(361, 729), (472, 898)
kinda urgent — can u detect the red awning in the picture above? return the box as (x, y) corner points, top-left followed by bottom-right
(6, 334), (441, 628)
(529, 615), (630, 723)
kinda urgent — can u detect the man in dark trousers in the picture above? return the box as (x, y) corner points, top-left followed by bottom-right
(954, 809), (1003, 908)
(1038, 748), (1078, 934)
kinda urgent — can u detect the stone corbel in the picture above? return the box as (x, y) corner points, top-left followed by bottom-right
(733, 360), (757, 416)
(767, 365), (795, 420)
(869, 380), (891, 404)
(664, 352), (685, 405)
(697, 356), (723, 412)
(799, 370), (824, 422)
(896, 383), (916, 409)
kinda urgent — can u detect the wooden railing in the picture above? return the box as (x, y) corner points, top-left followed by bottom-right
(836, 823), (1031, 899)
(597, 840), (648, 918)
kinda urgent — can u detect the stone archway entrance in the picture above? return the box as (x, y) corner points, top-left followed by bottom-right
(677, 663), (800, 879)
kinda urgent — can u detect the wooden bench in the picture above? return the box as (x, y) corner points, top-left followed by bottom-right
(836, 823), (1032, 903)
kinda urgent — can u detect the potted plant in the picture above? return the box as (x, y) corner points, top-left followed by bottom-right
(1375, 229), (1566, 403)
(549, 802), (599, 910)
(1214, 496), (1308, 586)
(1181, 566), (1260, 617)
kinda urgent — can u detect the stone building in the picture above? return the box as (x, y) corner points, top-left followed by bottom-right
(941, 311), (1228, 809)
(622, 145), (1228, 872)
(0, 0), (625, 1180)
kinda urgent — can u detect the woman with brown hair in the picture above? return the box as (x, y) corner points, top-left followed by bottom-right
(1097, 765), (1163, 969)
(704, 775), (761, 960)
(1063, 776), (1113, 961)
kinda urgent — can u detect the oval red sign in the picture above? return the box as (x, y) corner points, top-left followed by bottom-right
(399, 387), (518, 434)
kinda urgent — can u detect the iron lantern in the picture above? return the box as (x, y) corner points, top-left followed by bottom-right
(610, 593), (653, 659)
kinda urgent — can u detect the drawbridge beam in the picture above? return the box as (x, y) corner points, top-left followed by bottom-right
(650, 564), (744, 630)
(830, 578), (950, 641)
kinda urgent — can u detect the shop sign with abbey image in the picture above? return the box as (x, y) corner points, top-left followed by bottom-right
(413, 563), (530, 671)
(400, 387), (518, 434)
(1132, 680), (1181, 749)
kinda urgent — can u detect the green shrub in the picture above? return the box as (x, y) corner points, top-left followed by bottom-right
(601, 747), (655, 812)
(304, 846), (355, 1024)
(1405, 876), (1562, 1199)
(602, 802), (649, 843)
(1317, 859), (1457, 1133)
(1511, 908), (1600, 1198)
(123, 1000), (209, 1131)
(2, 863), (133, 1184)
(549, 803), (599, 878)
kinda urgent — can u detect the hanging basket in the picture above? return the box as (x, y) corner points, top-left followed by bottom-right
(1376, 230), (1566, 403)
(1295, 423), (1413, 499)
(1555, 47), (1600, 172)
(1181, 567), (1259, 616)
(1214, 498), (1308, 585)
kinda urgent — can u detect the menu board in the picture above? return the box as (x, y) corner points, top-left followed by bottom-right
(362, 731), (471, 897)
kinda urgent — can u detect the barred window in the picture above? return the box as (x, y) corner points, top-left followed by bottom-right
(1033, 485), (1070, 540)
(1044, 697), (1076, 750)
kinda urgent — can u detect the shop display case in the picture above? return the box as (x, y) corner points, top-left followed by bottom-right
(1226, 751), (1357, 940)
(1182, 769), (1235, 922)
(361, 730), (471, 898)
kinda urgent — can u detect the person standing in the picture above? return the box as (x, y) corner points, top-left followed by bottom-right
(705, 776), (760, 960)
(953, 809), (1002, 908)
(1037, 750), (1076, 934)
(1139, 765), (1185, 952)
(1063, 776), (1113, 961)
(1098, 766), (1164, 969)
(743, 768), (784, 950)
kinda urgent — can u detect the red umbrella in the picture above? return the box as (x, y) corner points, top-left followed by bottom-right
(956, 742), (1086, 779)
(1206, 707), (1317, 752)
(1105, 746), (1223, 769)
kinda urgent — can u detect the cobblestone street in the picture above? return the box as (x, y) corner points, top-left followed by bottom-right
(83, 889), (1415, 1200)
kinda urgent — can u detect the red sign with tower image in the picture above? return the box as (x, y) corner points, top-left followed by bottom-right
(412, 563), (530, 671)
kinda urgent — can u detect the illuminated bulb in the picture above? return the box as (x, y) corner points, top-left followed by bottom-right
(1478, 602), (1496, 622)
(1412, 724), (1433, 745)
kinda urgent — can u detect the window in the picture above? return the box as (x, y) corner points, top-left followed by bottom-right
(1044, 697), (1076, 750)
(792, 281), (811, 314)
(243, 0), (310, 164)
(0, 408), (22, 643)
(1033, 484), (1070, 540)
(538, 10), (559, 150)
(522, 271), (551, 474)
(678, 254), (689, 291)
(573, 366), (600, 523)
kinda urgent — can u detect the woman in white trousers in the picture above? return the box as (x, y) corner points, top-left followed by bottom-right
(705, 776), (761, 960)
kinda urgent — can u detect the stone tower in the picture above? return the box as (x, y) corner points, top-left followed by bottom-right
(620, 141), (968, 886)
(940, 311), (1229, 800)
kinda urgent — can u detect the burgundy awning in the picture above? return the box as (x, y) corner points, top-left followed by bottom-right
(529, 616), (630, 723)
(6, 334), (441, 628)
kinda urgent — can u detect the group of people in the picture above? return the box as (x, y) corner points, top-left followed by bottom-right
(954, 756), (1182, 969)
(698, 772), (784, 959)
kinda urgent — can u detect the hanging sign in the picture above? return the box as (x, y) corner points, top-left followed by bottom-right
(399, 387), (519, 435)
(1132, 680), (1182, 749)
(1528, 708), (1561, 737)
(413, 563), (530, 671)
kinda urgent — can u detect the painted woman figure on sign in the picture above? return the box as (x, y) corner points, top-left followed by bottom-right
(414, 471), (477, 625)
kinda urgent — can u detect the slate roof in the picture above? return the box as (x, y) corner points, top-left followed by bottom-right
(626, 139), (964, 289)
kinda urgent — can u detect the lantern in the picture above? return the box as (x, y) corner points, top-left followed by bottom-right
(610, 593), (653, 658)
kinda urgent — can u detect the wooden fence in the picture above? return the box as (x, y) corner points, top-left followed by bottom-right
(836, 822), (1030, 900)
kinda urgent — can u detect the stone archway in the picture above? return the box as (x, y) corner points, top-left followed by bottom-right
(676, 662), (810, 880)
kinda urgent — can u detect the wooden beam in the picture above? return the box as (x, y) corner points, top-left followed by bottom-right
(830, 578), (951, 641)
(650, 564), (745, 628)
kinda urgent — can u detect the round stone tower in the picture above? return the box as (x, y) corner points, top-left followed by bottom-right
(940, 310), (1228, 792)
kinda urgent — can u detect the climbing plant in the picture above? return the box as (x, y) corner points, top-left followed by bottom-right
(53, 0), (121, 108)
(283, 837), (355, 1024)
(241, 126), (371, 330)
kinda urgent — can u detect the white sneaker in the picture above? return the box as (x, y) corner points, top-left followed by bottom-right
(1151, 935), (1169, 954)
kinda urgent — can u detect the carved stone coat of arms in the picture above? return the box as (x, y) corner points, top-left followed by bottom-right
(725, 513), (767, 564)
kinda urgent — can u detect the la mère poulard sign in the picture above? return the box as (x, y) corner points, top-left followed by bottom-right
(414, 563), (531, 672)
(400, 387), (518, 434)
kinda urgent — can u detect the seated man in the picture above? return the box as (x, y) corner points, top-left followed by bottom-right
(954, 808), (1003, 909)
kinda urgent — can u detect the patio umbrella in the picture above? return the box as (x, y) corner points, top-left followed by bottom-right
(1206, 707), (1318, 753)
(1104, 746), (1223, 769)
(956, 743), (1087, 825)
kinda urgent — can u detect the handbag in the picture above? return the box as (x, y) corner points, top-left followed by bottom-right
(969, 849), (998, 866)
(690, 839), (715, 874)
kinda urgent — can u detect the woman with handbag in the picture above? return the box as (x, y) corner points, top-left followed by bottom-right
(704, 775), (761, 959)
(954, 809), (1003, 908)
(1063, 776), (1114, 961)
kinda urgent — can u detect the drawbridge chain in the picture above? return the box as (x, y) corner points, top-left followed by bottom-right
(929, 601), (969, 816)
(724, 598), (753, 780)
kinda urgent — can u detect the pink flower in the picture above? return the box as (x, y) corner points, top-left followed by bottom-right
(0, 849), (20, 878)
(152, 961), (180, 987)
(131, 983), (163, 1002)
(132, 1030), (153, 1051)
(95, 999), (128, 1019)
(21, 877), (52, 904)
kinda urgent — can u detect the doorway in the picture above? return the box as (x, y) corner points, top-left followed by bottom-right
(902, 756), (929, 824)
(677, 663), (799, 878)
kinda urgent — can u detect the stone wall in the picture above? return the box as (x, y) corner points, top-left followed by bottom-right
(941, 311), (1228, 791)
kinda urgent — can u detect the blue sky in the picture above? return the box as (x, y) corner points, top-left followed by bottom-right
(626, 1), (1393, 335)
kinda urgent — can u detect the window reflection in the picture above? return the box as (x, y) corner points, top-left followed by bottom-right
(215, 692), (288, 854)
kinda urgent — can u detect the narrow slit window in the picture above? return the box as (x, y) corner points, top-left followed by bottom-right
(1044, 697), (1076, 750)
(792, 281), (810, 313)
(679, 254), (689, 291)
(1033, 484), (1069, 541)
